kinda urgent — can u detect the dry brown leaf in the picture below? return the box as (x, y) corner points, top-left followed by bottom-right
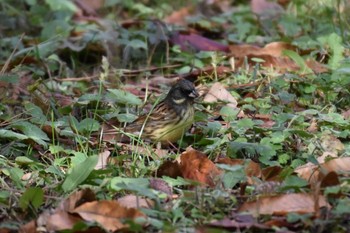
(251, 0), (284, 16)
(58, 188), (96, 211)
(164, 6), (193, 26)
(45, 210), (83, 231)
(260, 42), (297, 57)
(71, 200), (146, 232)
(305, 59), (328, 73)
(239, 193), (330, 216)
(74, 0), (103, 15)
(95, 150), (110, 170)
(19, 220), (37, 233)
(170, 32), (230, 52)
(117, 195), (154, 209)
(229, 42), (327, 73)
(320, 171), (340, 188)
(203, 82), (238, 108)
(208, 216), (269, 231)
(261, 166), (283, 182)
(307, 118), (318, 133)
(156, 160), (182, 178)
(342, 109), (350, 119)
(180, 147), (222, 187)
(295, 157), (350, 184)
(320, 133), (345, 154)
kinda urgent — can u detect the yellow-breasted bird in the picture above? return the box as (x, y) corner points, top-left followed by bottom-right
(123, 79), (198, 145)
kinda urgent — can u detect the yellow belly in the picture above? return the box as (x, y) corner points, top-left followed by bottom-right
(153, 107), (194, 144)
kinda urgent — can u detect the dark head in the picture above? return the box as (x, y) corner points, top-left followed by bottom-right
(166, 79), (199, 105)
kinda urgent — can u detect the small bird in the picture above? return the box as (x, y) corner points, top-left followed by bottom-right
(124, 79), (198, 145)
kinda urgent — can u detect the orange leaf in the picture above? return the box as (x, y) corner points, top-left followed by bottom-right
(180, 148), (222, 187)
(171, 32), (229, 52)
(295, 157), (350, 184)
(71, 200), (146, 232)
(239, 193), (330, 216)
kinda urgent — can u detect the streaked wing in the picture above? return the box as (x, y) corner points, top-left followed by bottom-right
(125, 101), (176, 135)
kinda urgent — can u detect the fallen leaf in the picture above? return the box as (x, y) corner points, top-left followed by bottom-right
(203, 82), (238, 108)
(71, 200), (146, 232)
(180, 147), (222, 187)
(170, 32), (230, 52)
(320, 133), (344, 154)
(117, 195), (154, 209)
(164, 6), (193, 26)
(295, 157), (350, 184)
(342, 109), (350, 119)
(307, 118), (318, 133)
(251, 0), (284, 17)
(156, 160), (182, 178)
(44, 210), (83, 231)
(229, 42), (327, 73)
(261, 166), (283, 182)
(239, 193), (330, 216)
(19, 220), (37, 233)
(95, 150), (111, 170)
(58, 188), (96, 211)
(208, 215), (269, 230)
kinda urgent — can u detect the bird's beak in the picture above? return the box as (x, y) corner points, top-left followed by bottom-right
(189, 89), (199, 98)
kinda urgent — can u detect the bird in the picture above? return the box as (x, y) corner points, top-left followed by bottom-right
(123, 79), (199, 145)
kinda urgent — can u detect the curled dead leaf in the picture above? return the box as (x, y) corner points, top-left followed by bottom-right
(180, 147), (222, 187)
(203, 82), (238, 109)
(295, 157), (350, 185)
(71, 200), (146, 232)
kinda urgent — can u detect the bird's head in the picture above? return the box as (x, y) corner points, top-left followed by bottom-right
(166, 79), (199, 105)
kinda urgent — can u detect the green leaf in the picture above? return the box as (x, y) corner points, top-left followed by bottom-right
(0, 129), (28, 140)
(15, 156), (35, 165)
(227, 141), (276, 165)
(110, 177), (158, 199)
(11, 121), (49, 147)
(282, 175), (308, 190)
(70, 152), (88, 167)
(0, 74), (19, 83)
(318, 113), (348, 125)
(161, 176), (193, 186)
(128, 39), (147, 49)
(283, 50), (312, 73)
(236, 118), (254, 129)
(318, 33), (344, 70)
(45, 0), (77, 11)
(278, 153), (290, 165)
(333, 198), (350, 215)
(62, 155), (98, 192)
(77, 93), (103, 104)
(7, 168), (24, 188)
(24, 102), (47, 124)
(220, 106), (239, 122)
(76, 118), (100, 133)
(107, 89), (142, 106)
(19, 187), (44, 211)
(0, 191), (10, 205)
(49, 145), (65, 154)
(216, 164), (246, 189)
(116, 113), (138, 123)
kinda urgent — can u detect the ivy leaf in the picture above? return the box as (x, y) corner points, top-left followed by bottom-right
(107, 89), (142, 106)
